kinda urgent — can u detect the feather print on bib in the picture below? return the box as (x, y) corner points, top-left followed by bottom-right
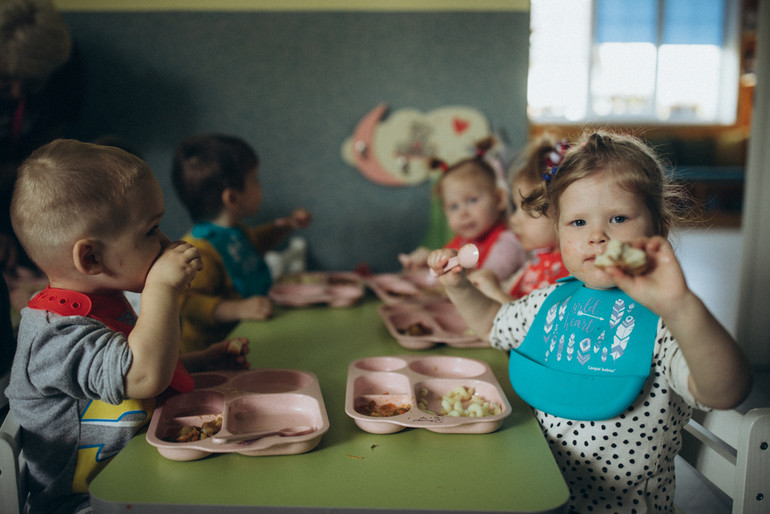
(556, 335), (565, 361)
(543, 304), (558, 343)
(609, 299), (625, 329)
(594, 330), (605, 353)
(566, 334), (575, 361)
(577, 337), (591, 365)
(611, 315), (636, 360)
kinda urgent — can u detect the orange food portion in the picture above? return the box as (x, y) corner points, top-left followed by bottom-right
(398, 322), (433, 336)
(355, 400), (411, 417)
(165, 416), (223, 442)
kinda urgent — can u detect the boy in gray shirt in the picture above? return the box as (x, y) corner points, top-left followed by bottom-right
(6, 139), (249, 513)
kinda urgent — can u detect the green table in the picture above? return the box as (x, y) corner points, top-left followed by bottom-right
(89, 299), (569, 513)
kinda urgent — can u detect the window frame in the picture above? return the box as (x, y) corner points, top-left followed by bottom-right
(528, 0), (744, 128)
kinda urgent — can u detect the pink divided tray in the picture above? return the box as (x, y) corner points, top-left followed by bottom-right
(345, 355), (511, 434)
(378, 300), (486, 349)
(366, 269), (446, 304)
(269, 271), (365, 307)
(146, 369), (329, 461)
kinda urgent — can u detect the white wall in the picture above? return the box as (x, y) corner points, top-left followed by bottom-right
(737, 0), (770, 368)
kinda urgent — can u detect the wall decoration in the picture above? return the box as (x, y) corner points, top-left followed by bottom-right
(341, 104), (493, 186)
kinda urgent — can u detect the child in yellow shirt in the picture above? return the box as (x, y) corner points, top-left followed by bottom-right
(172, 133), (311, 352)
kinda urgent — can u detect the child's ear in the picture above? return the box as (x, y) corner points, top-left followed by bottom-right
(221, 187), (239, 210)
(72, 239), (104, 275)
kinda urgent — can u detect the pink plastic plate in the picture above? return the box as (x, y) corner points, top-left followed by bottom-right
(344, 355), (511, 434)
(365, 270), (446, 304)
(146, 369), (329, 461)
(269, 272), (365, 307)
(378, 300), (486, 349)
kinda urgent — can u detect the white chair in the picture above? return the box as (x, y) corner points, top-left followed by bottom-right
(677, 407), (770, 513)
(0, 411), (25, 514)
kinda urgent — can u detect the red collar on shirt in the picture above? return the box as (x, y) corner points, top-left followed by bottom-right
(445, 220), (508, 267)
(27, 286), (194, 393)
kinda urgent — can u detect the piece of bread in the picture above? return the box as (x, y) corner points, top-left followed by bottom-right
(594, 240), (649, 275)
(226, 339), (243, 355)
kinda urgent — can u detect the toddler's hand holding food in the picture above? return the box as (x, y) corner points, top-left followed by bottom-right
(594, 239), (649, 275)
(602, 237), (690, 318)
(146, 241), (203, 293)
(193, 337), (251, 372)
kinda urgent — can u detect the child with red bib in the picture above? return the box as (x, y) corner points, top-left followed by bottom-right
(472, 135), (570, 302)
(6, 140), (250, 514)
(399, 138), (526, 282)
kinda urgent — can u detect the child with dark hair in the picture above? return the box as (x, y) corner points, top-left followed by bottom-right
(172, 133), (311, 352)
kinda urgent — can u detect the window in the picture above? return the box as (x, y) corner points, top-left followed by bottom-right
(527, 0), (741, 125)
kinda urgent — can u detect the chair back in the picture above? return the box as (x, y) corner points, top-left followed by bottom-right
(0, 411), (25, 514)
(679, 408), (770, 513)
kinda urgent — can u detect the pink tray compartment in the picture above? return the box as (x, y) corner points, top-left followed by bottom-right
(269, 272), (365, 307)
(365, 270), (446, 304)
(345, 355), (511, 434)
(146, 369), (329, 461)
(378, 300), (486, 349)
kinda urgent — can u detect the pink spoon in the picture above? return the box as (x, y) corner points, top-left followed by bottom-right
(211, 425), (315, 444)
(431, 244), (480, 277)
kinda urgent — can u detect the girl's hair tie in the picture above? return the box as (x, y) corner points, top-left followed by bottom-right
(543, 166), (559, 182)
(543, 139), (571, 169)
(474, 136), (495, 159)
(429, 157), (449, 172)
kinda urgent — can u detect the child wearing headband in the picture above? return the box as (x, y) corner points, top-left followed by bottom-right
(428, 131), (751, 513)
(399, 137), (527, 282)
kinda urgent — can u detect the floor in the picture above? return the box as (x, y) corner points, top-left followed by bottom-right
(672, 227), (770, 514)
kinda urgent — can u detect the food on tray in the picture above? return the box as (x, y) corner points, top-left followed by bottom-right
(165, 416), (223, 443)
(355, 400), (411, 417)
(418, 386), (502, 418)
(398, 321), (433, 336)
(327, 275), (357, 286)
(278, 273), (325, 285)
(594, 239), (649, 275)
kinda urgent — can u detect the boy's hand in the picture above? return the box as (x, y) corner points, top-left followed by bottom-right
(288, 208), (312, 229)
(214, 296), (274, 323)
(604, 236), (689, 319)
(240, 296), (274, 320)
(146, 241), (203, 293)
(183, 337), (251, 372)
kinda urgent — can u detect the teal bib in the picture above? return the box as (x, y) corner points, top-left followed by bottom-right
(508, 277), (658, 420)
(192, 223), (272, 297)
